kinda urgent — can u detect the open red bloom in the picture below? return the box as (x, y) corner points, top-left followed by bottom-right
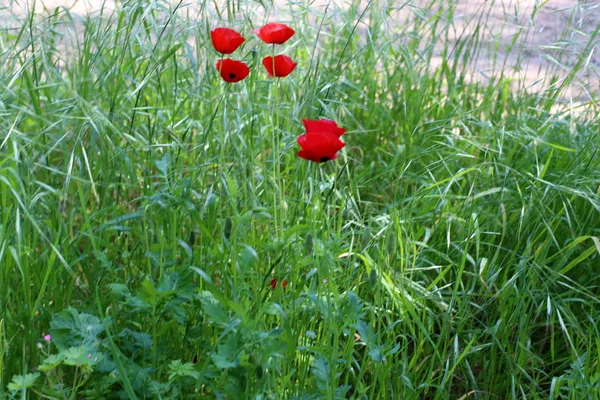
(210, 28), (245, 54)
(254, 22), (295, 44)
(262, 55), (297, 78)
(215, 58), (250, 83)
(303, 119), (346, 138)
(269, 278), (288, 289)
(297, 119), (346, 162)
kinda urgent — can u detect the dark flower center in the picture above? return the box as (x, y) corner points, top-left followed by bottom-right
(229, 73), (236, 79)
(320, 156), (330, 162)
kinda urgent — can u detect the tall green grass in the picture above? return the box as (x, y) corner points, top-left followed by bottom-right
(0, 0), (599, 398)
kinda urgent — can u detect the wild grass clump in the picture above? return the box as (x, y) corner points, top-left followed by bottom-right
(0, 0), (599, 398)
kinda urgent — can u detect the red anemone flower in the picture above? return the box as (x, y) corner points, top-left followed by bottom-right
(269, 278), (288, 289)
(210, 28), (245, 54)
(215, 58), (250, 83)
(297, 119), (346, 162)
(262, 55), (297, 78)
(254, 22), (295, 45)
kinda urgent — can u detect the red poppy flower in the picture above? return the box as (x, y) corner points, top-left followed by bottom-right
(262, 55), (297, 78)
(269, 278), (288, 289)
(215, 58), (250, 83)
(297, 119), (346, 162)
(303, 119), (346, 137)
(254, 22), (295, 44)
(210, 28), (245, 54)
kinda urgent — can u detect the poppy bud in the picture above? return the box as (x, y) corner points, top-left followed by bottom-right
(305, 233), (313, 255)
(223, 217), (233, 239)
(386, 233), (396, 253)
(360, 230), (371, 249)
(369, 268), (378, 287)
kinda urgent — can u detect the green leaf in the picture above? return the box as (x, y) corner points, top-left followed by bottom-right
(168, 360), (201, 380)
(355, 320), (387, 363)
(155, 152), (169, 177)
(311, 353), (330, 385)
(119, 328), (153, 350)
(198, 291), (230, 327)
(137, 279), (159, 306)
(49, 307), (106, 350)
(354, 320), (374, 345)
(62, 346), (104, 368)
(8, 372), (40, 391)
(211, 334), (242, 370)
(368, 345), (385, 363)
(211, 352), (239, 370)
(560, 236), (600, 274)
(63, 346), (92, 366)
(189, 267), (214, 285)
(238, 244), (258, 269)
(107, 283), (130, 297)
(38, 354), (65, 371)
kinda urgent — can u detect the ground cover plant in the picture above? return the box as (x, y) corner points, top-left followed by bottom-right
(1, 0), (599, 398)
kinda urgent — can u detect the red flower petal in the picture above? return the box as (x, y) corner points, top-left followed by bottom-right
(210, 28), (245, 54)
(303, 119), (346, 137)
(254, 22), (295, 44)
(215, 58), (250, 83)
(262, 55), (297, 78)
(297, 130), (345, 163)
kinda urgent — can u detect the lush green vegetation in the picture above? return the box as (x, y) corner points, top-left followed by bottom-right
(1, 0), (599, 398)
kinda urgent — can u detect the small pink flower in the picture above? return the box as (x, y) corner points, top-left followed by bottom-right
(43, 334), (52, 342)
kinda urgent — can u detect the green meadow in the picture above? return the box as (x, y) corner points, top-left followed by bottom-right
(0, 0), (599, 398)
